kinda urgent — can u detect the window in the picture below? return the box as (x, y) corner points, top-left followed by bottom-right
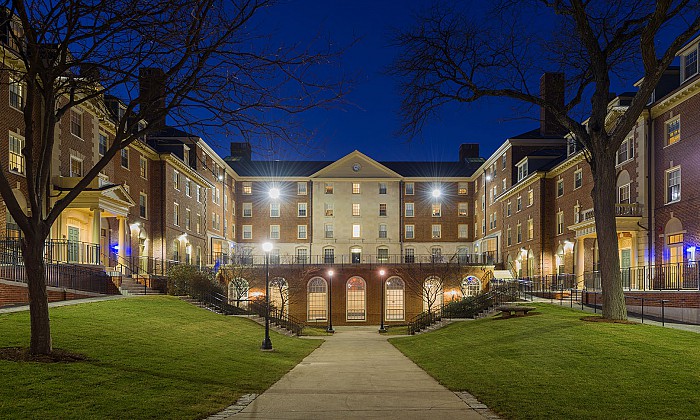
(213, 187), (220, 205)
(557, 212), (564, 235)
(139, 156), (147, 179)
(432, 203), (441, 217)
(173, 203), (180, 226)
(666, 167), (681, 203)
(121, 148), (129, 169)
(667, 118), (680, 145)
(270, 202), (280, 217)
(324, 248), (335, 264)
(379, 224), (387, 239)
(185, 178), (191, 197)
(567, 138), (578, 156)
(431, 248), (443, 263)
(405, 182), (414, 195)
(379, 203), (387, 216)
(324, 223), (334, 238)
(557, 179), (564, 197)
(98, 133), (107, 156)
(196, 214), (201, 233)
(432, 224), (441, 239)
(139, 193), (147, 218)
(212, 213), (220, 230)
(379, 183), (387, 194)
(405, 248), (415, 263)
(385, 277), (405, 321)
(185, 208), (191, 230)
(377, 248), (389, 263)
(70, 156), (83, 177)
(325, 183), (334, 194)
(574, 170), (583, 189)
(458, 202), (468, 217)
(242, 182), (252, 194)
(506, 201), (512, 217)
(352, 203), (361, 216)
(307, 278), (327, 321)
(9, 77), (24, 110)
(528, 189), (535, 205)
(70, 110), (82, 138)
(346, 277), (366, 321)
(242, 203), (252, 217)
(405, 224), (414, 239)
(296, 248), (309, 264)
(618, 184), (630, 204)
(517, 161), (528, 181)
(270, 225), (280, 239)
(527, 218), (534, 240)
(405, 203), (414, 217)
(517, 223), (522, 243)
(352, 224), (361, 238)
(294, 224), (306, 240)
(242, 225), (252, 239)
(9, 133), (24, 174)
(617, 138), (634, 165)
(502, 179), (507, 192)
(297, 182), (307, 195)
(298, 203), (307, 217)
(516, 196), (522, 211)
(324, 203), (334, 217)
(458, 224), (468, 239)
(173, 170), (180, 190)
(684, 48), (698, 81)
(458, 183), (467, 195)
(352, 182), (361, 194)
(507, 227), (512, 246)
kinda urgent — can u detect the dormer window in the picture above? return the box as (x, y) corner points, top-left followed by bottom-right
(517, 160), (528, 182)
(683, 46), (698, 82)
(567, 138), (578, 156)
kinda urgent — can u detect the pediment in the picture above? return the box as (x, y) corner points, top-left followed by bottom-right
(311, 150), (401, 179)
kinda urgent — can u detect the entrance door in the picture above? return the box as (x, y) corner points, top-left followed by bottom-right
(67, 226), (80, 263)
(351, 248), (361, 264)
(620, 248), (631, 288)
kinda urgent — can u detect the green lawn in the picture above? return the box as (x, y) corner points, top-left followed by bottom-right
(0, 296), (321, 419)
(390, 304), (700, 419)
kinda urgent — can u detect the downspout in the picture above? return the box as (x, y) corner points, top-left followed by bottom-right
(540, 175), (546, 277)
(309, 180), (313, 259)
(161, 160), (166, 262)
(399, 180), (404, 259)
(646, 106), (654, 268)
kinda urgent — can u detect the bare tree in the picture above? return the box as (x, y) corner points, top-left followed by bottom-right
(396, 256), (462, 313)
(0, 0), (346, 355)
(217, 264), (255, 308)
(390, 1), (700, 320)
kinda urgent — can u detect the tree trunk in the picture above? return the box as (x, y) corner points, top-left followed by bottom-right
(23, 235), (53, 355)
(591, 152), (627, 320)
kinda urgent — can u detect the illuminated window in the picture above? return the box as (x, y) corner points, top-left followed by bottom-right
(432, 203), (441, 217)
(527, 218), (534, 240)
(458, 202), (468, 217)
(9, 133), (24, 174)
(667, 118), (680, 145)
(352, 203), (361, 216)
(346, 277), (366, 321)
(458, 183), (467, 195)
(242, 182), (252, 194)
(70, 156), (83, 177)
(307, 277), (327, 321)
(385, 277), (405, 321)
(557, 212), (564, 235)
(666, 167), (681, 203)
(324, 202), (334, 216)
(352, 183), (361, 194)
(352, 224), (361, 238)
(379, 203), (387, 216)
(325, 183), (334, 194)
(173, 170), (180, 190)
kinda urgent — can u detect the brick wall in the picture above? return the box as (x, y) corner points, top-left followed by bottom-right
(0, 280), (99, 307)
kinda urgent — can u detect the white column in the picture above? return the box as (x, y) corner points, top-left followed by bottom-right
(118, 216), (126, 262)
(91, 208), (101, 265)
(575, 236), (585, 289)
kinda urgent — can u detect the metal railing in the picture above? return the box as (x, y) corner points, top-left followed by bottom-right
(244, 299), (305, 336)
(584, 261), (700, 291)
(226, 252), (497, 267)
(576, 203), (643, 223)
(0, 238), (101, 265)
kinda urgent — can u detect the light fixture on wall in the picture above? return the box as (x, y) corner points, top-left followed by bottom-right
(268, 187), (280, 199)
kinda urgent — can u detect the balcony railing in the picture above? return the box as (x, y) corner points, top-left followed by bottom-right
(575, 203), (643, 223)
(222, 252), (497, 267)
(0, 238), (101, 265)
(584, 261), (700, 291)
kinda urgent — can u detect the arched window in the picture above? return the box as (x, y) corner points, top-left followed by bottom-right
(385, 277), (405, 321)
(307, 277), (328, 321)
(228, 278), (249, 309)
(270, 277), (289, 315)
(461, 276), (481, 297)
(346, 277), (366, 321)
(423, 276), (443, 313)
(664, 217), (685, 288)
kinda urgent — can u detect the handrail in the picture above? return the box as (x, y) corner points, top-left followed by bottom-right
(224, 252), (498, 267)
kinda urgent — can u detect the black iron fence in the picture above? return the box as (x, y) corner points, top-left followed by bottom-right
(0, 238), (101, 265)
(226, 252), (497, 268)
(584, 262), (700, 291)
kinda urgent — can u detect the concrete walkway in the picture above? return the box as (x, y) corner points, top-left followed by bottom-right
(231, 326), (495, 419)
(0, 294), (129, 314)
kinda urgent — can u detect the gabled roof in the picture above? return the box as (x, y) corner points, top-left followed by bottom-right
(381, 160), (483, 177)
(226, 159), (332, 177)
(509, 128), (567, 140)
(310, 150), (402, 178)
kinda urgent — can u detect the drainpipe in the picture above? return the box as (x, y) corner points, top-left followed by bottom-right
(646, 106), (654, 268)
(399, 180), (404, 260)
(309, 180), (313, 260)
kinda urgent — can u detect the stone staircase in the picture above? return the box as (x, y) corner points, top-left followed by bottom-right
(119, 277), (162, 295)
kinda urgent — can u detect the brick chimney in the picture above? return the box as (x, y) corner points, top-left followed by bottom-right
(539, 72), (566, 136)
(229, 142), (252, 161)
(459, 143), (480, 161)
(139, 67), (167, 128)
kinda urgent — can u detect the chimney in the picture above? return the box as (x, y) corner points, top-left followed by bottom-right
(539, 72), (566, 136)
(459, 143), (479, 161)
(229, 142), (252, 161)
(139, 67), (167, 128)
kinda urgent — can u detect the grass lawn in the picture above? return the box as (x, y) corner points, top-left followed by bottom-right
(0, 296), (321, 419)
(390, 304), (700, 419)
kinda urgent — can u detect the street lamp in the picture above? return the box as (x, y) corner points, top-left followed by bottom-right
(378, 269), (387, 333)
(431, 188), (441, 198)
(326, 270), (334, 333)
(268, 187), (280, 199)
(261, 241), (273, 351)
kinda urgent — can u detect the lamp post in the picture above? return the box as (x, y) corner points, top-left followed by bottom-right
(378, 269), (387, 333)
(261, 241), (273, 351)
(326, 270), (334, 333)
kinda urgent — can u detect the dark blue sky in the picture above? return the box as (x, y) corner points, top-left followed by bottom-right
(203, 1), (681, 163)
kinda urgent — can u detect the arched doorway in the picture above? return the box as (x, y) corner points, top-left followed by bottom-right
(461, 276), (481, 297)
(307, 277), (328, 321)
(346, 276), (366, 321)
(664, 217), (684, 288)
(385, 277), (405, 321)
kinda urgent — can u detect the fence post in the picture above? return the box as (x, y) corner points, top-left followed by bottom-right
(594, 292), (597, 314)
(641, 298), (644, 324)
(570, 289), (573, 308)
(662, 300), (666, 326)
(581, 290), (585, 311)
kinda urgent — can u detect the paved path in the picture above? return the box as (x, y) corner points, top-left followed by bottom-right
(0, 295), (129, 314)
(231, 326), (494, 419)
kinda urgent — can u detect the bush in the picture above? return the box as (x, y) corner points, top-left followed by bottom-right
(166, 265), (222, 299)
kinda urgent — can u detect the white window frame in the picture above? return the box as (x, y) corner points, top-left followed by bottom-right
(270, 225), (280, 240)
(270, 202), (280, 218)
(574, 169), (583, 189)
(667, 117), (680, 146)
(352, 224), (361, 238)
(432, 224), (441, 239)
(297, 225), (307, 239)
(405, 224), (414, 239)
(9, 132), (25, 175)
(458, 224), (468, 239)
(405, 202), (414, 217)
(666, 166), (681, 204)
(70, 156), (83, 177)
(297, 182), (307, 195)
(405, 182), (414, 195)
(298, 202), (307, 217)
(242, 225), (252, 239)
(242, 202), (252, 217)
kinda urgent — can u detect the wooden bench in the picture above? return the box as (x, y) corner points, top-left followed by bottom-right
(496, 305), (536, 318)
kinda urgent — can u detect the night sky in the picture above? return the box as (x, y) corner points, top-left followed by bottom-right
(202, 1), (681, 164)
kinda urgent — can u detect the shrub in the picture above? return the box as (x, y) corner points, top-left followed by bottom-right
(167, 265), (222, 299)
